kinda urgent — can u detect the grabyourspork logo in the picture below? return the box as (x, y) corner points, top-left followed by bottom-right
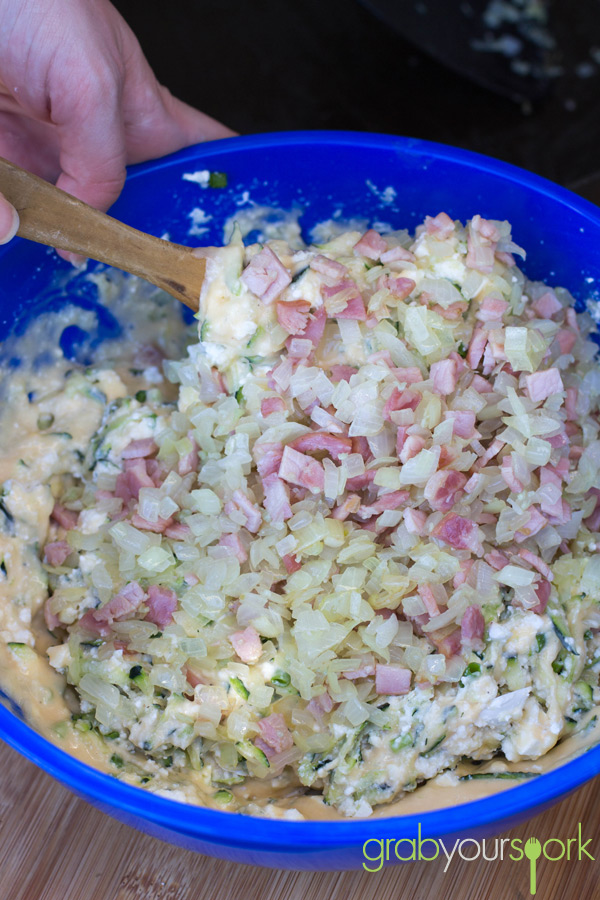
(362, 823), (594, 895)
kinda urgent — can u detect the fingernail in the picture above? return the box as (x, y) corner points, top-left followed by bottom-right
(57, 249), (87, 268)
(0, 206), (19, 245)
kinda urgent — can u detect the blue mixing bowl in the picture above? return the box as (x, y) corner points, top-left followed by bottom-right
(1, 132), (599, 869)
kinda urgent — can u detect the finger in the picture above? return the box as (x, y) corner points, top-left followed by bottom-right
(52, 59), (128, 212)
(0, 192), (19, 244)
(0, 111), (61, 182)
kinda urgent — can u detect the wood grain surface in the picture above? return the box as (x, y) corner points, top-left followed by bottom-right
(0, 740), (598, 900)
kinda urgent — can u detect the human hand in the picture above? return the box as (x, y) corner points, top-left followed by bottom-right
(0, 0), (235, 214)
(0, 193), (18, 244)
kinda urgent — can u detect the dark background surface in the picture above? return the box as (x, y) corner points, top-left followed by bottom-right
(114, 0), (600, 201)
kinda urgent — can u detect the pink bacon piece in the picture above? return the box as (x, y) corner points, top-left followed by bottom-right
(276, 299), (311, 334)
(145, 585), (177, 628)
(124, 458), (154, 499)
(432, 513), (483, 555)
(122, 438), (158, 460)
(241, 246), (291, 304)
(525, 368), (564, 403)
(379, 275), (416, 300)
(310, 254), (348, 282)
(278, 445), (324, 493)
(425, 212), (455, 239)
(424, 470), (467, 512)
(461, 606), (485, 648)
(262, 473), (293, 523)
(131, 513), (174, 533)
(254, 442), (284, 478)
(44, 540), (72, 567)
(354, 229), (388, 260)
(257, 713), (294, 753)
(533, 291), (562, 319)
(289, 431), (352, 460)
(261, 396), (286, 417)
(51, 503), (78, 531)
(178, 434), (199, 477)
(231, 490), (262, 533)
(219, 533), (248, 564)
(230, 626), (263, 664)
(283, 553), (302, 574)
(430, 358), (458, 395)
(93, 581), (146, 624)
(375, 664), (412, 695)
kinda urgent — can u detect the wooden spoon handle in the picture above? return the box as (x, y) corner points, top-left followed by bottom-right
(0, 156), (205, 311)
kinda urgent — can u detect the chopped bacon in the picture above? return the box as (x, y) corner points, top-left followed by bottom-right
(485, 549), (510, 571)
(262, 473), (293, 523)
(354, 229), (387, 260)
(430, 627), (463, 658)
(343, 663), (375, 680)
(219, 533), (248, 563)
(131, 513), (174, 533)
(164, 522), (191, 541)
(122, 438), (158, 460)
(278, 445), (324, 493)
(453, 558), (474, 589)
(332, 493), (361, 521)
(276, 299), (311, 334)
(283, 553), (302, 574)
(357, 490), (410, 519)
(432, 301), (468, 321)
(565, 387), (578, 421)
(185, 666), (206, 689)
(425, 212), (455, 239)
(289, 431), (352, 460)
(310, 254), (348, 281)
(177, 435), (199, 477)
(230, 626), (263, 664)
(301, 306), (327, 348)
(44, 540), (72, 567)
(333, 293), (367, 320)
(329, 365), (357, 382)
(444, 410), (476, 439)
(231, 489), (262, 533)
(471, 374), (494, 394)
(433, 513), (483, 555)
(257, 713), (293, 753)
(380, 245), (415, 264)
(430, 358), (458, 395)
(241, 246), (291, 304)
(476, 295), (509, 322)
(145, 585), (177, 627)
(399, 435), (426, 464)
(379, 275), (416, 300)
(557, 329), (577, 355)
(532, 579), (551, 614)
(418, 583), (442, 618)
(501, 456), (524, 493)
(375, 664), (412, 695)
(78, 610), (112, 637)
(254, 442), (284, 478)
(51, 503), (78, 531)
(424, 469), (467, 512)
(146, 458), (167, 487)
(466, 215), (499, 273)
(392, 366), (423, 384)
(404, 508), (427, 535)
(306, 692), (334, 719)
(93, 581), (146, 624)
(533, 291), (562, 319)
(476, 437), (505, 468)
(124, 458), (154, 499)
(461, 606), (485, 648)
(515, 506), (548, 542)
(345, 469), (376, 491)
(526, 368), (563, 403)
(261, 397), (286, 417)
(467, 328), (488, 370)
(518, 548), (552, 580)
(384, 387), (420, 420)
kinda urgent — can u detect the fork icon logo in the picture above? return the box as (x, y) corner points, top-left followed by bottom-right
(524, 837), (542, 894)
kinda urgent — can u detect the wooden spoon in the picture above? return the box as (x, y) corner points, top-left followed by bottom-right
(0, 156), (205, 311)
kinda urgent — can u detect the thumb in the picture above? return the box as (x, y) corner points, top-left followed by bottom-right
(0, 192), (19, 244)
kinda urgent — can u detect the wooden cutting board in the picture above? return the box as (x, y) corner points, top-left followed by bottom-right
(0, 739), (598, 900)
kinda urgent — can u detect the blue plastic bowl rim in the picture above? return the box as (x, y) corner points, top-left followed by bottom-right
(1, 130), (600, 852)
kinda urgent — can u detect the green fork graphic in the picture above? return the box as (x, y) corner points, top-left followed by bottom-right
(524, 837), (542, 894)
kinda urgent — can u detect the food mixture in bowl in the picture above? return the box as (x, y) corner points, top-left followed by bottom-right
(1, 211), (600, 819)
